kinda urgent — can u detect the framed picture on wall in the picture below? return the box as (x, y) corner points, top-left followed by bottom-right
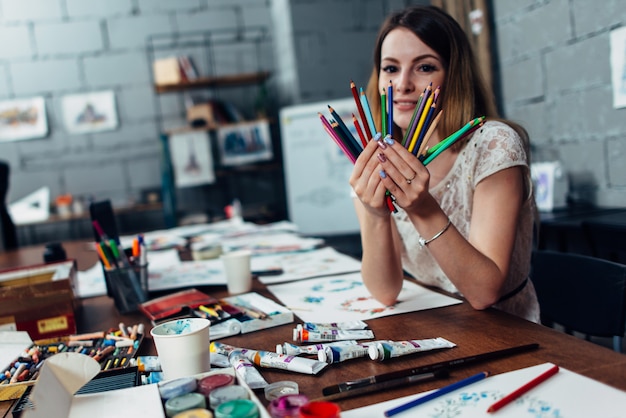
(62, 90), (118, 134)
(168, 130), (216, 188)
(216, 119), (273, 166)
(0, 96), (48, 142)
(610, 26), (626, 109)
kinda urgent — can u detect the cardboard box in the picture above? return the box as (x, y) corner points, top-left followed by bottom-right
(186, 102), (218, 128)
(152, 57), (182, 86)
(0, 260), (78, 340)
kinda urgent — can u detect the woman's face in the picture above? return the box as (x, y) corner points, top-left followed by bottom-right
(379, 27), (446, 134)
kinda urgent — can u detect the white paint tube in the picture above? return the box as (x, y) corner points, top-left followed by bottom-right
(276, 340), (358, 356)
(228, 350), (269, 390)
(368, 337), (457, 361)
(318, 340), (392, 364)
(298, 320), (369, 331)
(244, 349), (328, 375)
(294, 327), (375, 342)
(210, 341), (251, 357)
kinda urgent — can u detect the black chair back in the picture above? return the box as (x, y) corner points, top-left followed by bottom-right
(531, 250), (626, 352)
(0, 161), (18, 251)
(582, 221), (626, 264)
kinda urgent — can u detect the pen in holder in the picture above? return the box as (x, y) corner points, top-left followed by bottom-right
(104, 262), (149, 314)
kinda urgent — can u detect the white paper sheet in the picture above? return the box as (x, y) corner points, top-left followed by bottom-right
(267, 273), (461, 323)
(342, 362), (626, 417)
(254, 246), (362, 284)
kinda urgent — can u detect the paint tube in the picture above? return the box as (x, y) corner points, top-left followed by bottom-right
(318, 340), (392, 364)
(245, 349), (328, 375)
(209, 318), (242, 340)
(210, 353), (231, 368)
(228, 350), (268, 390)
(298, 320), (369, 332)
(276, 340), (358, 356)
(210, 341), (254, 357)
(294, 327), (374, 342)
(368, 337), (457, 361)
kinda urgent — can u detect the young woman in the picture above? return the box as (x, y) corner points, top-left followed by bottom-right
(350, 5), (540, 322)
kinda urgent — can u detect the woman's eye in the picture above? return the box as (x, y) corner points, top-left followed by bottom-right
(418, 64), (437, 73)
(381, 65), (398, 74)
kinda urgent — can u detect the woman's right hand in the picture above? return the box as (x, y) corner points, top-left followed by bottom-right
(349, 133), (391, 217)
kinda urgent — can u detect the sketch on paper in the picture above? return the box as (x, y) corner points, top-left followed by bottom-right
(169, 130), (215, 188)
(267, 272), (461, 323)
(0, 97), (48, 141)
(62, 90), (118, 134)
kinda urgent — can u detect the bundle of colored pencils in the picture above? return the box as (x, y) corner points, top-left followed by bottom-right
(320, 80), (485, 167)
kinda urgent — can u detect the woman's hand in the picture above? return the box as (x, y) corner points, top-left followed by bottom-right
(349, 133), (391, 217)
(369, 134), (433, 215)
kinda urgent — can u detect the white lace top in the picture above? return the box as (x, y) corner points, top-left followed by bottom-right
(392, 120), (540, 322)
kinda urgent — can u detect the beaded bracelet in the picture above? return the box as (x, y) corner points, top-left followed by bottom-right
(418, 218), (452, 247)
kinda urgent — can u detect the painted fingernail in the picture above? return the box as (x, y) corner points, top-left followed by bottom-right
(379, 169), (387, 179)
(373, 132), (382, 141)
(377, 140), (387, 150)
(377, 152), (387, 163)
(384, 134), (394, 145)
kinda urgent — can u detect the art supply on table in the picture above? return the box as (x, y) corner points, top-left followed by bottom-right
(172, 409), (213, 418)
(277, 340), (358, 356)
(321, 343), (539, 396)
(150, 318), (211, 380)
(214, 398), (259, 418)
(0, 325), (145, 389)
(158, 376), (198, 400)
(165, 392), (207, 417)
(197, 373), (236, 398)
(319, 340), (389, 364)
(298, 320), (368, 332)
(209, 384), (250, 410)
(486, 364), (560, 413)
(293, 327), (374, 343)
(268, 393), (309, 417)
(264, 381), (300, 401)
(368, 337), (456, 361)
(384, 371), (490, 417)
(316, 369), (449, 403)
(298, 400), (341, 418)
(246, 349), (328, 375)
(228, 351), (269, 390)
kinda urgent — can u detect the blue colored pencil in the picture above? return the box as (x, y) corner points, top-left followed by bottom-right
(360, 88), (376, 139)
(384, 371), (489, 417)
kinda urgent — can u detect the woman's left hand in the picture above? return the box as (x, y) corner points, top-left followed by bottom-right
(375, 135), (432, 213)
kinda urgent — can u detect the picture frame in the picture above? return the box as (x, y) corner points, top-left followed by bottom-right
(168, 130), (215, 188)
(217, 120), (273, 166)
(0, 96), (48, 142)
(610, 26), (626, 109)
(62, 90), (118, 134)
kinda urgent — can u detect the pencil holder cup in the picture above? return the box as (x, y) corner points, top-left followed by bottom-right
(104, 264), (149, 314)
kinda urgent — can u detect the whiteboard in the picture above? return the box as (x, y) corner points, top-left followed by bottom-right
(279, 97), (361, 236)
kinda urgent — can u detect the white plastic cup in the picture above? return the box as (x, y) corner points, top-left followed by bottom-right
(150, 318), (211, 380)
(221, 250), (252, 294)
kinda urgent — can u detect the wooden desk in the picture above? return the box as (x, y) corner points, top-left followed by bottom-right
(2, 242), (626, 417)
